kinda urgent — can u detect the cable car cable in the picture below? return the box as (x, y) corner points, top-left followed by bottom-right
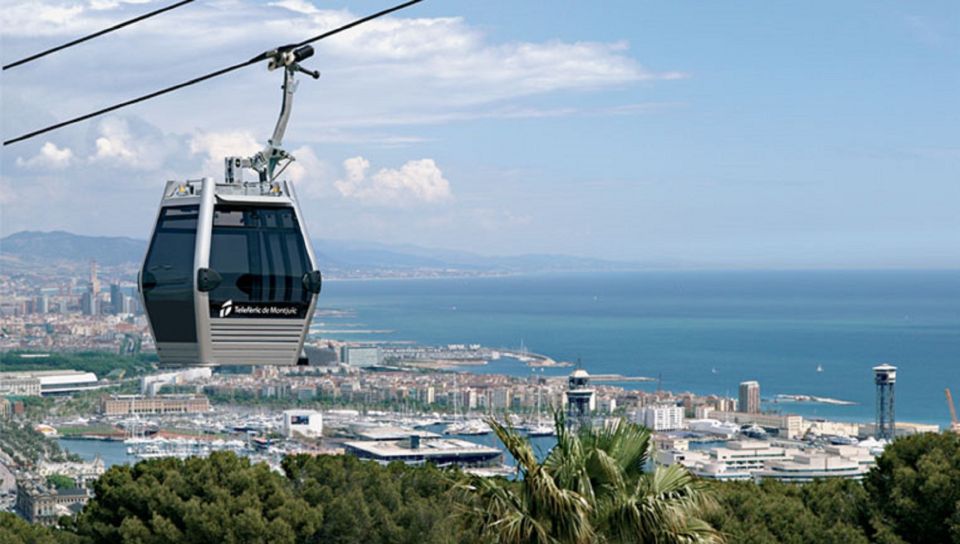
(3, 0), (423, 147)
(3, 0), (195, 71)
(4, 59), (254, 146)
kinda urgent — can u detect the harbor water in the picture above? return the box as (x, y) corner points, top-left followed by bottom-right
(317, 270), (959, 428)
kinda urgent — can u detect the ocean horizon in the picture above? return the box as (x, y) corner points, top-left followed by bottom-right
(315, 269), (960, 428)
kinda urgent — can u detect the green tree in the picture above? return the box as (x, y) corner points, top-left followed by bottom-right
(71, 452), (320, 544)
(0, 512), (79, 544)
(283, 453), (479, 544)
(705, 479), (870, 544)
(865, 432), (960, 544)
(46, 474), (77, 490)
(0, 351), (155, 379)
(67, 451), (476, 544)
(461, 414), (721, 543)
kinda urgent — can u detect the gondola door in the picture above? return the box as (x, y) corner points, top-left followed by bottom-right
(141, 200), (201, 364)
(200, 195), (315, 365)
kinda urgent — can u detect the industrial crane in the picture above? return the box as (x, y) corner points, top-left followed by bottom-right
(946, 388), (960, 434)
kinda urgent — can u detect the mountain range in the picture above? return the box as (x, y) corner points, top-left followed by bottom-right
(0, 231), (638, 276)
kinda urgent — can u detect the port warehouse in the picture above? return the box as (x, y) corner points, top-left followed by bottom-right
(100, 394), (211, 416)
(344, 436), (502, 468)
(0, 370), (99, 396)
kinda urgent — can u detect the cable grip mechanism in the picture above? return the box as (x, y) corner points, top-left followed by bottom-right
(224, 44), (320, 186)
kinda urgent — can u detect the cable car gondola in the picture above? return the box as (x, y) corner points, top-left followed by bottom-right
(139, 45), (323, 366)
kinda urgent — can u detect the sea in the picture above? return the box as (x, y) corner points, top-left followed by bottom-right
(314, 270), (959, 429)
(60, 270), (960, 468)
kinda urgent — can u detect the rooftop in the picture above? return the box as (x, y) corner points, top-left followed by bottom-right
(345, 438), (500, 460)
(353, 426), (440, 441)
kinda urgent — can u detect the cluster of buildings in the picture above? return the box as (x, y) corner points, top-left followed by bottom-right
(199, 365), (613, 414)
(0, 263), (150, 353)
(0, 313), (149, 352)
(643, 365), (941, 484)
(1, 262), (140, 317)
(0, 255), (947, 529)
(656, 440), (882, 483)
(14, 479), (92, 526)
(11, 458), (105, 526)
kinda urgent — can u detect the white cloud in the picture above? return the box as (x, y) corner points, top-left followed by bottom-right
(0, 0), (687, 253)
(185, 132), (331, 191)
(0, 1), (87, 36)
(0, 0), (685, 138)
(188, 130), (261, 176)
(270, 0), (319, 16)
(92, 119), (135, 162)
(289, 12), (685, 110)
(88, 118), (172, 171)
(89, 0), (152, 10)
(334, 156), (452, 205)
(285, 145), (329, 198)
(15, 142), (75, 169)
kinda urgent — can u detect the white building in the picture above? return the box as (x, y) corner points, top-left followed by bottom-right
(598, 396), (617, 414)
(341, 346), (381, 368)
(739, 381), (760, 414)
(0, 370), (99, 396)
(805, 419), (860, 438)
(282, 410), (323, 438)
(657, 442), (788, 481)
(656, 440), (878, 483)
(694, 405), (714, 419)
(712, 411), (805, 440)
(141, 367), (213, 396)
(0, 375), (41, 396)
(708, 441), (789, 471)
(639, 404), (685, 431)
(757, 450), (871, 482)
(688, 419), (740, 439)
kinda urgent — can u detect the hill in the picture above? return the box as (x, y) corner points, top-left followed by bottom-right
(0, 231), (147, 267)
(0, 230), (638, 277)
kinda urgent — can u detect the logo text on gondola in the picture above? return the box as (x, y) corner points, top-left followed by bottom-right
(212, 301), (303, 319)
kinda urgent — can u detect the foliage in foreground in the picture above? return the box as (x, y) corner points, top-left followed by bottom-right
(0, 512), (70, 544)
(65, 452), (477, 544)
(865, 431), (960, 543)
(707, 432), (960, 544)
(461, 414), (721, 544)
(1, 431), (957, 543)
(706, 479), (871, 544)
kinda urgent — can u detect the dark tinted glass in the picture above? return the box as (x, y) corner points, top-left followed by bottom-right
(209, 205), (312, 305)
(142, 205), (198, 342)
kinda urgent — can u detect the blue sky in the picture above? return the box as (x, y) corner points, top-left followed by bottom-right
(1, 0), (957, 268)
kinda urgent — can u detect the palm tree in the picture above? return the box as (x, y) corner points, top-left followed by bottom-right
(460, 418), (594, 544)
(460, 413), (722, 544)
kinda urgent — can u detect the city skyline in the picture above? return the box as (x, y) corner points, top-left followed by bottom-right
(2, 1), (958, 269)
(2, 2), (959, 540)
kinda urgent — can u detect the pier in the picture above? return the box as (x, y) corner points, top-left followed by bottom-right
(774, 394), (857, 406)
(589, 374), (656, 383)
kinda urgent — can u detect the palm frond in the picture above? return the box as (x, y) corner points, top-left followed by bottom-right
(463, 412), (722, 544)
